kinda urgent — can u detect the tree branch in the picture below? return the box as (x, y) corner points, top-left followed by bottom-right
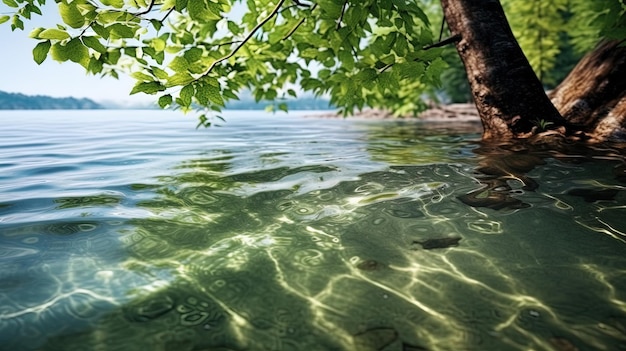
(282, 3), (318, 40)
(292, 0), (312, 7)
(378, 35), (462, 73)
(160, 7), (175, 22)
(133, 0), (157, 16)
(203, 0), (287, 76)
(423, 34), (461, 50)
(337, 0), (347, 30)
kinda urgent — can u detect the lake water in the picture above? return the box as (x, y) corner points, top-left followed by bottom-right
(1, 110), (625, 351)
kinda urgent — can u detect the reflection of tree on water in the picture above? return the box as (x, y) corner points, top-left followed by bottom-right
(39, 134), (626, 350)
(458, 141), (626, 212)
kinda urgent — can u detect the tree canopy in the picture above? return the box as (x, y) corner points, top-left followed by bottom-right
(2, 0), (625, 126)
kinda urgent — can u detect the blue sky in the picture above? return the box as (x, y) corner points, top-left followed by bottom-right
(0, 2), (152, 104)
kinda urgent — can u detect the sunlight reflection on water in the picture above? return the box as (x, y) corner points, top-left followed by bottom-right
(0, 110), (625, 350)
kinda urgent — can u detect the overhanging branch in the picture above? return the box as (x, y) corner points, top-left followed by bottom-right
(133, 0), (157, 16)
(283, 3), (318, 40)
(337, 0), (347, 30)
(423, 34), (461, 50)
(203, 0), (287, 76)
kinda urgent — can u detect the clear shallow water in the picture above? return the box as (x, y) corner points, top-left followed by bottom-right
(1, 110), (625, 351)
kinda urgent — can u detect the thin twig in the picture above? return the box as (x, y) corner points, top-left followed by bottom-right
(197, 40), (244, 49)
(204, 0), (287, 76)
(160, 7), (175, 22)
(292, 0), (312, 7)
(423, 34), (461, 50)
(438, 17), (445, 42)
(379, 63), (393, 74)
(378, 34), (461, 73)
(133, 0), (156, 16)
(337, 0), (347, 30)
(282, 3), (318, 40)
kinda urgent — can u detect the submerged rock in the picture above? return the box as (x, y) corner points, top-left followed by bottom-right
(458, 190), (529, 210)
(567, 188), (619, 202)
(353, 327), (398, 350)
(356, 259), (385, 271)
(614, 164), (626, 183)
(124, 295), (175, 322)
(458, 178), (531, 210)
(412, 237), (461, 250)
(549, 337), (579, 351)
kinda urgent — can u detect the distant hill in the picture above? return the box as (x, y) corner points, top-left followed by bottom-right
(0, 91), (103, 110)
(0, 90), (334, 111)
(226, 96), (334, 110)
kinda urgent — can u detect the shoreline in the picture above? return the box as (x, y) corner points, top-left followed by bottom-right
(309, 103), (480, 122)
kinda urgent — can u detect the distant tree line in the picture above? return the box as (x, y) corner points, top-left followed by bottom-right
(0, 90), (332, 111)
(0, 90), (103, 109)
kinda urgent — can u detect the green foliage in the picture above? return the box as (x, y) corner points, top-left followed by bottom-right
(503, 0), (625, 87)
(567, 0), (626, 53)
(1, 0), (446, 121)
(532, 118), (555, 132)
(2, 0), (625, 121)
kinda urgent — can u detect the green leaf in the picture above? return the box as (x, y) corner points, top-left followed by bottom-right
(11, 16), (23, 31)
(130, 81), (166, 95)
(50, 42), (69, 61)
(179, 84), (194, 106)
(96, 10), (122, 24)
(227, 20), (241, 35)
(28, 27), (45, 38)
(132, 71), (154, 82)
(183, 47), (203, 62)
(196, 114), (211, 128)
(337, 49), (354, 70)
(106, 49), (121, 64)
(38, 28), (70, 40)
(195, 83), (210, 105)
(169, 56), (190, 72)
(167, 72), (194, 86)
(32, 40), (51, 65)
(2, 0), (18, 8)
(425, 57), (448, 86)
(87, 57), (104, 74)
(82, 36), (106, 54)
(206, 85), (224, 106)
(101, 0), (124, 8)
(158, 94), (173, 108)
(188, 0), (208, 20)
(27, 4), (42, 16)
(59, 2), (86, 29)
(0, 15), (11, 25)
(395, 36), (408, 56)
(65, 38), (89, 64)
(151, 66), (169, 80)
(396, 61), (425, 80)
(175, 0), (188, 12)
(91, 23), (110, 39)
(223, 89), (238, 100)
(109, 23), (136, 39)
(150, 19), (163, 31)
(355, 68), (377, 83)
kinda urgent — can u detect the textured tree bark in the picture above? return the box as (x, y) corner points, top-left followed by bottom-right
(440, 0), (567, 140)
(549, 40), (626, 142)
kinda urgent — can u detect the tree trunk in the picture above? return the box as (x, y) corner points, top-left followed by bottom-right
(549, 40), (626, 142)
(440, 0), (568, 140)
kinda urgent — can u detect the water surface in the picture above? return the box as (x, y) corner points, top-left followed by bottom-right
(1, 110), (625, 350)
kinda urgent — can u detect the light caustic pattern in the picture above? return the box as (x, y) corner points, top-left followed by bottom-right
(1, 114), (626, 351)
(14, 158), (623, 351)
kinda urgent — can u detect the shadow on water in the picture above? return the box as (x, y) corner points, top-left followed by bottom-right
(3, 119), (626, 350)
